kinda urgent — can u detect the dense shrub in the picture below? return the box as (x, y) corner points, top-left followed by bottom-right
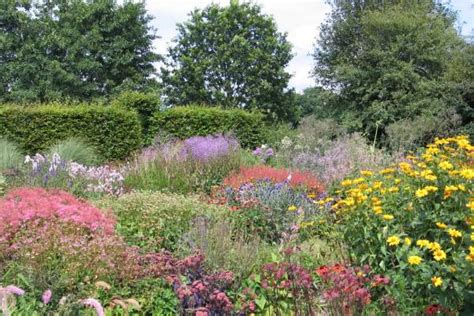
(97, 191), (227, 252)
(148, 106), (267, 148)
(0, 104), (142, 160)
(329, 136), (474, 313)
(125, 134), (242, 193)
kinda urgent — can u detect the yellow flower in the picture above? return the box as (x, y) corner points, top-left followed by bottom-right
(444, 185), (458, 199)
(447, 228), (462, 238)
(307, 193), (316, 199)
(380, 168), (395, 175)
(460, 168), (474, 180)
(416, 239), (430, 248)
(431, 276), (443, 287)
(388, 187), (399, 193)
(458, 184), (466, 191)
(300, 221), (314, 228)
(341, 179), (353, 186)
(471, 232), (474, 241)
(387, 236), (401, 246)
(427, 242), (441, 252)
(383, 214), (394, 221)
(425, 186), (438, 192)
(408, 256), (423, 265)
(450, 266), (456, 273)
(438, 161), (453, 170)
(373, 206), (383, 214)
(415, 189), (429, 198)
(373, 181), (383, 190)
(360, 170), (373, 176)
(467, 200), (474, 211)
(288, 205), (298, 212)
(436, 222), (447, 229)
(433, 249), (447, 261)
(404, 237), (412, 246)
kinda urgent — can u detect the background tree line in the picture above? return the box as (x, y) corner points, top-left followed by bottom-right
(1, 0), (472, 147)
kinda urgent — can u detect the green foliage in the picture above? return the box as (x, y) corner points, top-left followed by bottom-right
(97, 191), (227, 252)
(48, 137), (99, 166)
(0, 174), (5, 196)
(313, 0), (471, 139)
(295, 87), (335, 118)
(160, 2), (296, 122)
(0, 104), (142, 161)
(148, 106), (267, 148)
(0, 138), (23, 172)
(0, 0), (159, 103)
(111, 91), (161, 142)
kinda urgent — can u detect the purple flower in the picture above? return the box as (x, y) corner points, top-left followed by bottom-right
(252, 147), (262, 156)
(4, 285), (25, 296)
(82, 298), (105, 316)
(42, 289), (52, 304)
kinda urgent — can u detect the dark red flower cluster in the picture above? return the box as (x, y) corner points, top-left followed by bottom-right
(316, 264), (390, 311)
(424, 304), (452, 315)
(262, 262), (314, 290)
(223, 166), (324, 193)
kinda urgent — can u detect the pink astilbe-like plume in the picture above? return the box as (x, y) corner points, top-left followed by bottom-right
(82, 298), (105, 316)
(0, 187), (116, 236)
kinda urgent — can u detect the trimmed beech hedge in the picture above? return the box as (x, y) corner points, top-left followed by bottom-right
(148, 106), (267, 148)
(0, 104), (142, 160)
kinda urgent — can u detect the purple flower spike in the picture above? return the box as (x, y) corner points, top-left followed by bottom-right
(5, 285), (25, 296)
(42, 289), (52, 304)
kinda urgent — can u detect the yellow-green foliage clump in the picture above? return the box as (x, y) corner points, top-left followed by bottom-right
(329, 136), (473, 312)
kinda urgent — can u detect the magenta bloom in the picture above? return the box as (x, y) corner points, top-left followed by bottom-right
(82, 298), (105, 316)
(5, 285), (25, 296)
(42, 289), (52, 304)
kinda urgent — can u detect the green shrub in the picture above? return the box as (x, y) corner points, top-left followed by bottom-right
(0, 104), (142, 161)
(48, 137), (99, 166)
(0, 138), (23, 172)
(148, 106), (267, 148)
(97, 191), (227, 252)
(111, 92), (161, 142)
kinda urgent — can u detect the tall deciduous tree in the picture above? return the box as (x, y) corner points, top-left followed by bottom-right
(313, 0), (472, 140)
(160, 1), (295, 122)
(0, 0), (159, 103)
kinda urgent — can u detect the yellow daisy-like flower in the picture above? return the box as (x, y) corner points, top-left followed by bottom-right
(427, 242), (442, 252)
(341, 179), (353, 186)
(467, 200), (474, 211)
(373, 206), (383, 214)
(404, 237), (412, 246)
(360, 170), (373, 176)
(436, 222), (447, 229)
(444, 185), (458, 199)
(431, 276), (443, 287)
(416, 239), (430, 248)
(388, 187), (399, 193)
(408, 256), (423, 265)
(433, 249), (447, 261)
(425, 186), (438, 192)
(447, 228), (462, 238)
(288, 205), (298, 212)
(460, 168), (474, 180)
(373, 181), (383, 190)
(438, 161), (454, 170)
(383, 214), (394, 221)
(471, 232), (474, 241)
(415, 189), (429, 198)
(387, 236), (401, 246)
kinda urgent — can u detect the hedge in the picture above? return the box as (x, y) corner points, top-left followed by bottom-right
(0, 104), (142, 161)
(148, 106), (267, 148)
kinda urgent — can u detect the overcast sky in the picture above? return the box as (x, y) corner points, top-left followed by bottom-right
(146, 0), (474, 92)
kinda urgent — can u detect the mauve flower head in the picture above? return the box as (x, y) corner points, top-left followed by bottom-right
(42, 289), (52, 304)
(182, 134), (239, 162)
(4, 285), (25, 296)
(82, 298), (105, 316)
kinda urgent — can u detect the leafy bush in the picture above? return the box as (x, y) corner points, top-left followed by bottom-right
(0, 104), (142, 160)
(148, 106), (267, 148)
(111, 91), (161, 142)
(125, 134), (242, 193)
(48, 137), (99, 166)
(97, 191), (227, 252)
(0, 138), (22, 172)
(329, 135), (474, 313)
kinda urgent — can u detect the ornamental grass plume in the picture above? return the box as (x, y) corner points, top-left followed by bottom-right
(0, 187), (116, 236)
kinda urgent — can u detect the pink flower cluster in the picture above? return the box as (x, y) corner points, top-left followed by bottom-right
(0, 188), (116, 236)
(316, 264), (390, 310)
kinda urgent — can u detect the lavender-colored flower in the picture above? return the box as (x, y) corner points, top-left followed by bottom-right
(182, 134), (239, 162)
(82, 298), (105, 316)
(4, 285), (25, 296)
(252, 147), (262, 156)
(42, 289), (52, 304)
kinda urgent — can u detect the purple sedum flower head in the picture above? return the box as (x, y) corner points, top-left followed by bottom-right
(42, 289), (52, 304)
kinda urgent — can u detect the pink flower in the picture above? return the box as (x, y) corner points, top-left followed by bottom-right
(42, 289), (52, 304)
(5, 285), (25, 296)
(82, 298), (105, 316)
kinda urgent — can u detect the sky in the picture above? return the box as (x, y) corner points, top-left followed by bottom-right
(146, 0), (474, 92)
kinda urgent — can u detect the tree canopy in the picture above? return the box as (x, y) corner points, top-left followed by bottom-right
(160, 1), (295, 122)
(0, 0), (159, 103)
(313, 0), (473, 140)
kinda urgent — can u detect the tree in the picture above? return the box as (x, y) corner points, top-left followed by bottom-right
(312, 0), (472, 140)
(295, 86), (336, 118)
(0, 0), (159, 103)
(160, 1), (295, 122)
